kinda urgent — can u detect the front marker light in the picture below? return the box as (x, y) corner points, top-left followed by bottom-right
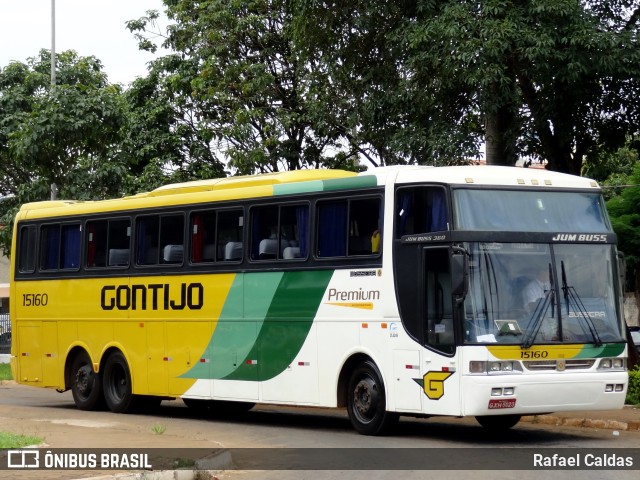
(469, 361), (486, 374)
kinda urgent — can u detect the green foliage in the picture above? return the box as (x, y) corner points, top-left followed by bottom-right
(0, 431), (43, 449)
(627, 366), (640, 406)
(128, 1), (352, 174)
(607, 162), (640, 291)
(294, 0), (640, 172)
(0, 50), (134, 255)
(0, 363), (12, 381)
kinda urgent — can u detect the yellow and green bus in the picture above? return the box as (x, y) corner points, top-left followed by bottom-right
(10, 166), (628, 434)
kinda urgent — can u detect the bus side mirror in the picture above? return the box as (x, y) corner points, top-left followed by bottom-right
(450, 247), (468, 300)
(617, 251), (626, 291)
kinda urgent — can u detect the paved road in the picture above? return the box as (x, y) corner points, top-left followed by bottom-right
(0, 381), (638, 480)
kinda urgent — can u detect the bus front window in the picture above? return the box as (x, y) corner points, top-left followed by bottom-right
(462, 243), (624, 345)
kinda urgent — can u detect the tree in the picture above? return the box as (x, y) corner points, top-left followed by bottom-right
(295, 0), (640, 172)
(128, 1), (359, 174)
(607, 162), (640, 335)
(293, 1), (481, 166)
(0, 50), (130, 254)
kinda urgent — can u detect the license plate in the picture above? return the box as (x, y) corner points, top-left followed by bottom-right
(488, 398), (516, 409)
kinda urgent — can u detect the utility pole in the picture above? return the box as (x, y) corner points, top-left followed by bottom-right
(50, 0), (57, 200)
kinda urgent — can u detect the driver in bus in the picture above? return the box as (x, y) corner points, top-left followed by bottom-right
(522, 267), (551, 311)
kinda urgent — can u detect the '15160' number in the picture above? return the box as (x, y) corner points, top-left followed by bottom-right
(22, 293), (48, 307)
(520, 350), (549, 359)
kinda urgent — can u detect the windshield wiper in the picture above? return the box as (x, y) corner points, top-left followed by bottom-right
(561, 261), (602, 347)
(522, 263), (554, 349)
(522, 288), (554, 348)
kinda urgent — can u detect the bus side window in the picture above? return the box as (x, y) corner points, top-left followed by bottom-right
(160, 215), (184, 264)
(39, 224), (60, 270)
(396, 186), (448, 238)
(217, 210), (243, 262)
(317, 197), (381, 258)
(136, 214), (184, 266)
(17, 225), (37, 273)
(317, 200), (347, 257)
(251, 205), (307, 261)
(60, 224), (81, 269)
(191, 211), (216, 263)
(348, 198), (381, 256)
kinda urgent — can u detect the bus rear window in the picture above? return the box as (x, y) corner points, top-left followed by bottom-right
(17, 225), (37, 273)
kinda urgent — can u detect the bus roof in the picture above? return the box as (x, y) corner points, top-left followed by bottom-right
(16, 165), (599, 221)
(369, 165), (600, 189)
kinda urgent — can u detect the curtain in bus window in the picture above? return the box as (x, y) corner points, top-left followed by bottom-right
(41, 226), (60, 270)
(430, 189), (447, 231)
(192, 214), (204, 263)
(61, 225), (81, 269)
(296, 206), (309, 257)
(318, 202), (347, 257)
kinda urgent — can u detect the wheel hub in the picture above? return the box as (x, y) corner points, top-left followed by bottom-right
(354, 377), (377, 416)
(75, 366), (93, 396)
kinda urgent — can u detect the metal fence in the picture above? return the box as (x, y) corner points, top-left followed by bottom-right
(0, 313), (10, 354)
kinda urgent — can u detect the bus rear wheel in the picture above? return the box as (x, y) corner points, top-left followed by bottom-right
(103, 351), (136, 413)
(347, 360), (398, 435)
(475, 414), (521, 430)
(70, 352), (104, 410)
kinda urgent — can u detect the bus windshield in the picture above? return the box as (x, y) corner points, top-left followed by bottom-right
(462, 243), (624, 345)
(454, 189), (610, 232)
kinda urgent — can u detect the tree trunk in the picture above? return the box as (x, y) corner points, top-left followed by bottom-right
(485, 106), (517, 166)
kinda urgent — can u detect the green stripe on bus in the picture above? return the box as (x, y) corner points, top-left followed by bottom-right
(574, 343), (625, 359)
(321, 175), (377, 191)
(223, 269), (334, 381)
(272, 175), (378, 196)
(181, 272), (284, 379)
(273, 180), (325, 196)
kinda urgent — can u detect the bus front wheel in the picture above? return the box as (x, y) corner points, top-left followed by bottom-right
(347, 360), (398, 435)
(70, 352), (104, 410)
(475, 414), (521, 430)
(103, 351), (136, 413)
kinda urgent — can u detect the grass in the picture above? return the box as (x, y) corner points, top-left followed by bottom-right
(0, 431), (43, 448)
(0, 363), (12, 381)
(0, 365), (42, 448)
(151, 423), (167, 435)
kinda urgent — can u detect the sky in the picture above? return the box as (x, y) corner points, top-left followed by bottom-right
(0, 0), (167, 85)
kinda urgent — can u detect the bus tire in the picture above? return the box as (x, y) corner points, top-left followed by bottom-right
(70, 352), (104, 411)
(475, 414), (521, 430)
(347, 360), (398, 435)
(102, 351), (136, 413)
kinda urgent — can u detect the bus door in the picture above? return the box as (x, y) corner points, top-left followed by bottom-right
(419, 246), (462, 416)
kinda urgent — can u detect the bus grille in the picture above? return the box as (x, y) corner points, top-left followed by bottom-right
(523, 359), (595, 371)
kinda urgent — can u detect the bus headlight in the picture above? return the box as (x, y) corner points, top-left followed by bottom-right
(469, 361), (522, 374)
(598, 358), (626, 371)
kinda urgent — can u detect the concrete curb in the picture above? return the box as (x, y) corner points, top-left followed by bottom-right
(522, 414), (640, 431)
(83, 449), (233, 480)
